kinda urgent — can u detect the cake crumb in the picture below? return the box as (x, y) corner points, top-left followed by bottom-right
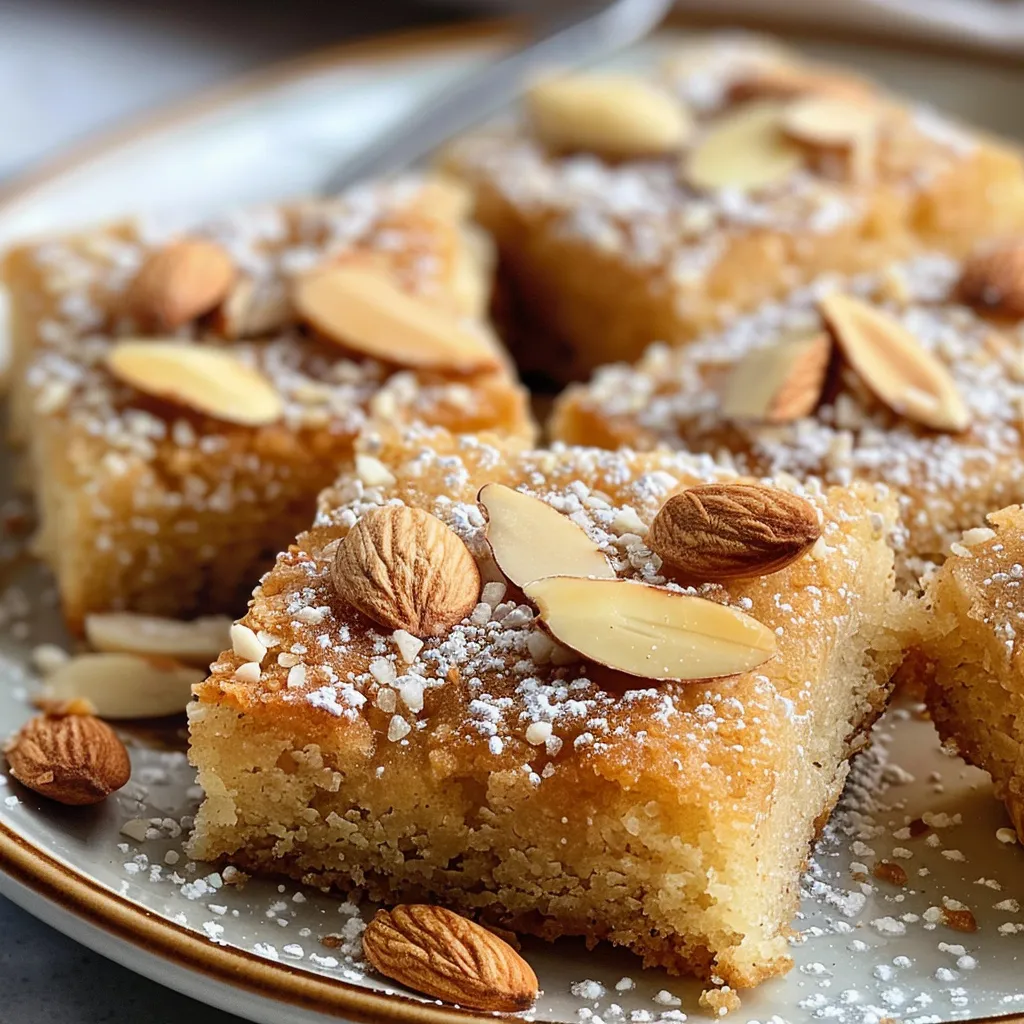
(699, 986), (741, 1016)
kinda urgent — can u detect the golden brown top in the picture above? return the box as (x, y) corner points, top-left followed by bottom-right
(7, 177), (530, 463)
(196, 426), (906, 815)
(444, 35), (988, 277)
(553, 250), (1024, 565)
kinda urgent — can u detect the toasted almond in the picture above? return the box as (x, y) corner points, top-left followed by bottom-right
(331, 505), (480, 638)
(819, 292), (971, 433)
(524, 576), (776, 681)
(648, 483), (821, 581)
(781, 95), (879, 149)
(478, 483), (615, 588)
(128, 239), (235, 329)
(722, 333), (831, 424)
(526, 73), (693, 158)
(4, 712), (131, 805)
(293, 265), (500, 374)
(362, 904), (537, 1012)
(215, 276), (293, 339)
(39, 652), (204, 719)
(84, 613), (231, 667)
(106, 340), (284, 426)
(682, 101), (804, 192)
(728, 63), (875, 104)
(956, 240), (1024, 318)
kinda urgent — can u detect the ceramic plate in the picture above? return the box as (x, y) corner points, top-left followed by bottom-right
(3, 19), (1024, 1024)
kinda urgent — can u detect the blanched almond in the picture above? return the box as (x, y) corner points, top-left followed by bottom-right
(683, 101), (804, 192)
(819, 293), (970, 433)
(524, 576), (776, 682)
(129, 239), (235, 330)
(478, 483), (615, 588)
(293, 266), (500, 374)
(526, 73), (692, 158)
(722, 333), (831, 423)
(215, 276), (292, 339)
(39, 652), (204, 719)
(84, 613), (231, 667)
(781, 95), (879, 150)
(106, 340), (284, 426)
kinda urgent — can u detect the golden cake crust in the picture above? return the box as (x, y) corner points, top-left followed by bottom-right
(189, 426), (910, 988)
(4, 179), (534, 627)
(553, 252), (1024, 575)
(444, 35), (1024, 381)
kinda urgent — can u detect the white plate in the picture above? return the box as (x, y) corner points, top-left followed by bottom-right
(3, 19), (1024, 1024)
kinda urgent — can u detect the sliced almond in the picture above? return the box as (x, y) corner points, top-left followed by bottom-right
(39, 652), (204, 719)
(128, 239), (235, 330)
(478, 483), (615, 588)
(819, 293), (970, 433)
(362, 904), (538, 1012)
(781, 95), (879, 150)
(331, 505), (481, 638)
(215, 276), (293, 339)
(956, 240), (1024, 318)
(722, 333), (831, 424)
(648, 483), (822, 581)
(4, 711), (131, 806)
(106, 340), (284, 426)
(526, 73), (693, 159)
(524, 576), (776, 682)
(84, 613), (231, 667)
(293, 266), (500, 374)
(682, 101), (804, 192)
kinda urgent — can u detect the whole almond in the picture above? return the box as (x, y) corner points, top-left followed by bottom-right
(4, 712), (131, 805)
(956, 240), (1024, 318)
(128, 239), (236, 330)
(648, 483), (821, 581)
(331, 506), (480, 638)
(728, 63), (875, 104)
(362, 904), (538, 1012)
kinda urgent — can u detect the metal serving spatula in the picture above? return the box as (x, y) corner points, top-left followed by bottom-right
(323, 0), (674, 194)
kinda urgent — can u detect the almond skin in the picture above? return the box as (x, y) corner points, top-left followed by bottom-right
(4, 712), (131, 805)
(956, 240), (1024, 318)
(362, 904), (538, 1012)
(128, 239), (236, 330)
(649, 483), (821, 581)
(331, 506), (480, 638)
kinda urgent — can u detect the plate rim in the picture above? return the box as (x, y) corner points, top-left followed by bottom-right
(3, 13), (1024, 1024)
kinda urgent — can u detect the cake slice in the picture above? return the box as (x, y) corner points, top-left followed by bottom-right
(443, 34), (1024, 381)
(2, 178), (533, 629)
(553, 247), (1024, 579)
(918, 506), (1024, 840)
(188, 425), (910, 988)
